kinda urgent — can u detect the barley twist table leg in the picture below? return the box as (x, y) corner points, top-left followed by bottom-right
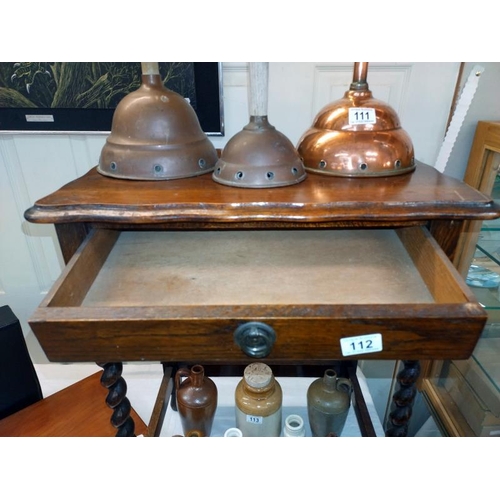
(385, 360), (421, 437)
(98, 362), (136, 437)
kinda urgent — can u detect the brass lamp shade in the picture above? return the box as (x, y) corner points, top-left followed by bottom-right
(98, 63), (217, 181)
(213, 116), (306, 188)
(213, 62), (306, 188)
(297, 62), (415, 178)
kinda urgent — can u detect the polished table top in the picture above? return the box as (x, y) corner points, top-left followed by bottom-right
(0, 369), (148, 437)
(24, 162), (500, 227)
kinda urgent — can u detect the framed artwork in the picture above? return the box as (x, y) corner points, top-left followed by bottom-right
(0, 62), (224, 135)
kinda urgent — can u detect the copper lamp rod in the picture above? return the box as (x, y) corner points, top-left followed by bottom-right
(352, 62), (369, 84)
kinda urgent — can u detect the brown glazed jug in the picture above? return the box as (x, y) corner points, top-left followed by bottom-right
(175, 365), (218, 437)
(307, 369), (353, 437)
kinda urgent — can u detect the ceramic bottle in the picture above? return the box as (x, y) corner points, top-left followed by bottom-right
(175, 364), (218, 437)
(235, 362), (282, 437)
(224, 427), (243, 437)
(307, 368), (353, 437)
(283, 414), (306, 437)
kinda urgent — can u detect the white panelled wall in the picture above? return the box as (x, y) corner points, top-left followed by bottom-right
(0, 62), (463, 341)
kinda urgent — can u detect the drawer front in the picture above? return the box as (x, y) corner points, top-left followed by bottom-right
(29, 227), (487, 362)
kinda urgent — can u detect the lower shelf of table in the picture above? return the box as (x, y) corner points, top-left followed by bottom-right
(30, 362), (385, 437)
(159, 372), (385, 437)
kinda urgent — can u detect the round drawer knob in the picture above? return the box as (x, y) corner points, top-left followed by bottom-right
(234, 322), (276, 358)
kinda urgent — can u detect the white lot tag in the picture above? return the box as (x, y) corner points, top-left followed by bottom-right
(340, 333), (383, 356)
(246, 415), (263, 424)
(348, 108), (376, 125)
(25, 114), (54, 122)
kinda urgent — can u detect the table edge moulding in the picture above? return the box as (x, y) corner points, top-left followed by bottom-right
(23, 160), (500, 438)
(25, 162), (497, 225)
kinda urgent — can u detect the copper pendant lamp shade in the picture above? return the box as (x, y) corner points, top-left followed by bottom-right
(213, 62), (306, 188)
(98, 62), (218, 181)
(297, 62), (415, 177)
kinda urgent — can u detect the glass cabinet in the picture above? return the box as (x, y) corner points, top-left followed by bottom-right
(420, 121), (500, 436)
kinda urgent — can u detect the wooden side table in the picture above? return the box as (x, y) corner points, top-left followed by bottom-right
(0, 371), (148, 437)
(24, 162), (500, 437)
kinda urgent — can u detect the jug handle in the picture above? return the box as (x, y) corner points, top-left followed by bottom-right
(336, 377), (353, 396)
(174, 367), (191, 390)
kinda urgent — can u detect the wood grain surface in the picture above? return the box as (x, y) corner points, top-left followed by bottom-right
(27, 224), (487, 363)
(22, 162), (500, 364)
(0, 372), (147, 437)
(24, 163), (500, 226)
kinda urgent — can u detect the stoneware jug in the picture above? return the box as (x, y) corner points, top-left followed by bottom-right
(307, 368), (353, 437)
(175, 365), (218, 437)
(235, 362), (282, 437)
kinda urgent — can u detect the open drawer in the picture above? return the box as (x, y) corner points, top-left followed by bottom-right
(29, 226), (487, 363)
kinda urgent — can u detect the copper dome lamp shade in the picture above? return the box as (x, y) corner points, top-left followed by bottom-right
(98, 62), (218, 180)
(212, 62), (306, 188)
(297, 62), (415, 177)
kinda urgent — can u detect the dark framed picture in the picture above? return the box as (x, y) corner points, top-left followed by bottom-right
(0, 62), (224, 135)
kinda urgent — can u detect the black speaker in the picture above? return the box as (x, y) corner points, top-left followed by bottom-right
(0, 305), (43, 420)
